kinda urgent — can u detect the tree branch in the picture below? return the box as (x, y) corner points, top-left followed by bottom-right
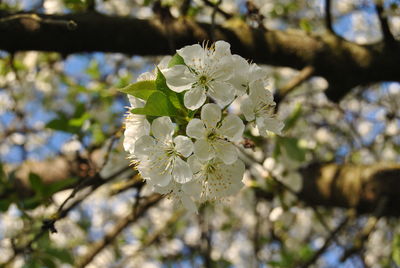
(325, 0), (334, 33)
(0, 11), (399, 102)
(75, 193), (163, 268)
(298, 163), (400, 217)
(374, 0), (395, 43)
(202, 0), (233, 19)
(276, 65), (315, 103)
(299, 216), (349, 268)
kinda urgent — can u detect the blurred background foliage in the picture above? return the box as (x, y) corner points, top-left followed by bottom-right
(0, 0), (400, 267)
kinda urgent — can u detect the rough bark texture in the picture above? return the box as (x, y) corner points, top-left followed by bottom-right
(6, 158), (400, 217)
(1, 11), (400, 101)
(298, 163), (400, 217)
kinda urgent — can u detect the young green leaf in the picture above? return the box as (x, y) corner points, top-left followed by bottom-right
(155, 69), (185, 110)
(131, 91), (178, 116)
(278, 137), (306, 162)
(29, 173), (45, 197)
(118, 80), (157, 100)
(283, 103), (302, 131)
(168, 53), (185, 68)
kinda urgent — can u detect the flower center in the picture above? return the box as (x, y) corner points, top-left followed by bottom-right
(205, 162), (216, 175)
(254, 102), (275, 117)
(206, 129), (218, 141)
(163, 143), (177, 157)
(198, 75), (208, 85)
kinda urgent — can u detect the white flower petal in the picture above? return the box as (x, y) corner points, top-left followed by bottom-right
(158, 55), (172, 70)
(229, 55), (252, 93)
(219, 114), (244, 142)
(173, 157), (193, 184)
(137, 71), (155, 81)
(201, 159), (244, 201)
(186, 118), (206, 139)
(177, 44), (205, 68)
(182, 179), (202, 200)
(249, 80), (274, 105)
(248, 64), (266, 82)
(241, 96), (255, 121)
(257, 116), (284, 136)
(151, 116), (175, 142)
(194, 139), (215, 161)
(163, 65), (195, 93)
(151, 171), (172, 187)
(200, 103), (221, 128)
(123, 115), (150, 154)
(187, 155), (203, 174)
(181, 194), (198, 214)
(134, 135), (155, 156)
(128, 95), (145, 108)
(214, 140), (238, 164)
(174, 135), (193, 157)
(184, 86), (207, 110)
(208, 81), (234, 107)
(214, 40), (231, 59)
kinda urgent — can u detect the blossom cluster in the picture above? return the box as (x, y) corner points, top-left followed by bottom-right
(122, 41), (284, 212)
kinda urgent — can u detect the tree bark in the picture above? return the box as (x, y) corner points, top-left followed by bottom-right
(0, 11), (400, 101)
(298, 162), (400, 217)
(6, 157), (400, 217)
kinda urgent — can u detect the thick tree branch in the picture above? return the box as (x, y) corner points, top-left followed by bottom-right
(0, 11), (399, 101)
(298, 163), (400, 217)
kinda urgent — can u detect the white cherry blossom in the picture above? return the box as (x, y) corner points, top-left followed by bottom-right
(134, 117), (193, 187)
(150, 179), (202, 213)
(163, 41), (235, 110)
(188, 155), (245, 201)
(241, 80), (284, 136)
(123, 72), (153, 154)
(186, 103), (244, 164)
(229, 55), (266, 96)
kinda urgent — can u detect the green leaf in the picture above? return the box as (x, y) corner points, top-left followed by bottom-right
(393, 234), (400, 266)
(29, 173), (45, 197)
(86, 60), (100, 80)
(155, 69), (185, 110)
(279, 137), (306, 162)
(283, 103), (302, 131)
(45, 248), (74, 264)
(46, 103), (90, 134)
(168, 53), (185, 67)
(131, 91), (178, 116)
(0, 162), (6, 184)
(0, 199), (11, 211)
(300, 18), (312, 33)
(44, 177), (77, 198)
(39, 256), (57, 268)
(118, 80), (157, 100)
(69, 112), (90, 127)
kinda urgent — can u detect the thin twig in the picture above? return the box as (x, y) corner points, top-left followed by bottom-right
(0, 13), (77, 30)
(115, 210), (184, 268)
(374, 0), (395, 43)
(210, 0), (222, 42)
(325, 0), (334, 33)
(180, 0), (192, 16)
(1, 165), (134, 267)
(299, 216), (349, 268)
(276, 65), (314, 104)
(340, 197), (388, 262)
(202, 0), (233, 19)
(75, 193), (163, 268)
